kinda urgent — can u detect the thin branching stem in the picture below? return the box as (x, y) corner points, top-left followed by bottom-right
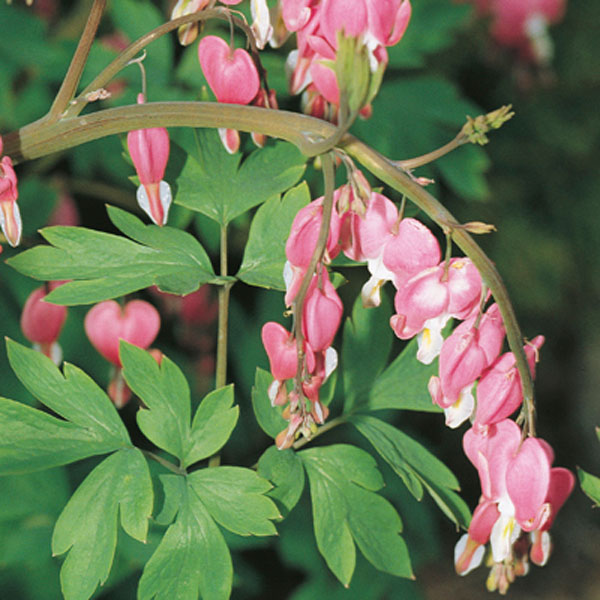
(395, 132), (467, 170)
(46, 0), (107, 123)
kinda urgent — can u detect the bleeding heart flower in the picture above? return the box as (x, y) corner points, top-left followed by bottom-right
(127, 94), (172, 226)
(20, 285), (67, 364)
(84, 299), (160, 367)
(198, 36), (260, 104)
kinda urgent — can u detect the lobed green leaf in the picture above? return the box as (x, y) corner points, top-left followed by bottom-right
(138, 478), (232, 600)
(189, 467), (280, 536)
(52, 448), (153, 600)
(257, 446), (305, 517)
(351, 415), (469, 528)
(121, 343), (239, 467)
(121, 342), (192, 462)
(238, 182), (311, 290)
(301, 445), (413, 586)
(7, 207), (215, 305)
(174, 129), (306, 225)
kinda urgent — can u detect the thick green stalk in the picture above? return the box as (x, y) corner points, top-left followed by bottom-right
(2, 101), (535, 434)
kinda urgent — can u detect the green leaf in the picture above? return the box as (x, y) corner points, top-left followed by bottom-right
(258, 446), (305, 517)
(238, 182), (311, 289)
(366, 338), (441, 412)
(342, 293), (393, 413)
(351, 415), (469, 527)
(301, 445), (413, 586)
(7, 207), (215, 305)
(52, 448), (153, 600)
(174, 129), (306, 225)
(7, 338), (129, 442)
(121, 342), (191, 462)
(186, 385), (239, 467)
(578, 467), (600, 507)
(138, 478), (233, 600)
(121, 343), (239, 467)
(189, 467), (280, 536)
(0, 341), (129, 475)
(251, 367), (288, 438)
(0, 400), (117, 476)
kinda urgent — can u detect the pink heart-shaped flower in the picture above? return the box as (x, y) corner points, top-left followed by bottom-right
(84, 300), (160, 366)
(198, 35), (260, 105)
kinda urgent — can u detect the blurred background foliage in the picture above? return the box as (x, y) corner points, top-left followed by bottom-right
(0, 0), (599, 598)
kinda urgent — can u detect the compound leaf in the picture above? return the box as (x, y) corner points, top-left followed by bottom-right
(138, 478), (232, 600)
(0, 340), (129, 475)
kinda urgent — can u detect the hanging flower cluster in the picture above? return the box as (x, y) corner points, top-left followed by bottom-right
(280, 0), (412, 120)
(259, 161), (573, 591)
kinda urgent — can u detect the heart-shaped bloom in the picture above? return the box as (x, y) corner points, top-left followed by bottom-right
(198, 36), (260, 104)
(84, 299), (161, 367)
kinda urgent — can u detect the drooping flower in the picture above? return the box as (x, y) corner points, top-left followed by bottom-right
(198, 35), (261, 153)
(0, 136), (21, 247)
(127, 94), (172, 226)
(20, 284), (67, 364)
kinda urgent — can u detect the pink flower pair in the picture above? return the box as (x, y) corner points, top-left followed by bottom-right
(341, 191), (441, 308)
(455, 419), (574, 593)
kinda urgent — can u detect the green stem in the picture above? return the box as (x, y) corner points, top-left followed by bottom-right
(46, 0), (107, 123)
(142, 450), (187, 476)
(2, 101), (535, 435)
(216, 224), (231, 391)
(395, 133), (467, 170)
